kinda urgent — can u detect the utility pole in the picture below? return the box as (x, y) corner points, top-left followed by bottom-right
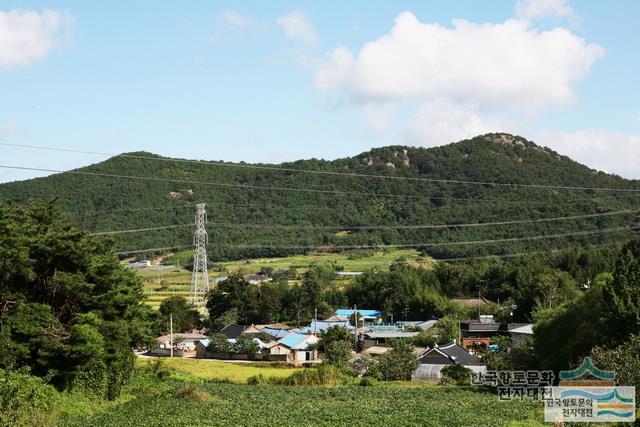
(314, 307), (318, 335)
(477, 280), (486, 321)
(190, 203), (209, 310)
(170, 313), (173, 358)
(353, 304), (358, 350)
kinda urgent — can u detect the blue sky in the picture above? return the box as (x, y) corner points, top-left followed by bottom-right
(1, 0), (639, 183)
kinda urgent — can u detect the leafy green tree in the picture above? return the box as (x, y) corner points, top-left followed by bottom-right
(590, 334), (640, 388)
(0, 202), (153, 398)
(159, 296), (201, 333)
(324, 340), (353, 368)
(367, 340), (419, 381)
(603, 239), (640, 344)
(206, 333), (231, 353)
(534, 285), (608, 372)
(319, 326), (353, 352)
(206, 275), (258, 324)
(234, 335), (259, 354)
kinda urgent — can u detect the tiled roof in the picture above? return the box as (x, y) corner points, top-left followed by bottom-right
(422, 343), (483, 366)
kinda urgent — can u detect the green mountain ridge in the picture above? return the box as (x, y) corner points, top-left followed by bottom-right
(1, 133), (638, 261)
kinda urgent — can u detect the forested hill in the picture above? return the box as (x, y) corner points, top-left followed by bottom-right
(1, 133), (639, 260)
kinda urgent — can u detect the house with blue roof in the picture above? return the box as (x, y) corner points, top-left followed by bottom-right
(269, 332), (319, 363)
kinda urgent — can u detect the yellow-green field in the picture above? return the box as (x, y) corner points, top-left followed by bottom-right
(136, 357), (301, 383)
(137, 249), (432, 309)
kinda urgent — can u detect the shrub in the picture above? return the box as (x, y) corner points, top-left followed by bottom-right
(0, 369), (60, 427)
(359, 376), (378, 387)
(176, 384), (211, 402)
(277, 364), (343, 386)
(207, 333), (232, 353)
(591, 334), (640, 389)
(234, 335), (259, 354)
(440, 364), (472, 386)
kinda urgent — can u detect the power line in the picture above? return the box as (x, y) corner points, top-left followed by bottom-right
(112, 225), (637, 254)
(434, 242), (622, 263)
(4, 164), (640, 207)
(2, 142), (640, 193)
(0, 164), (489, 201)
(116, 244), (194, 256)
(88, 209), (640, 236)
(67, 191), (640, 220)
(216, 226), (637, 249)
(92, 224), (193, 235)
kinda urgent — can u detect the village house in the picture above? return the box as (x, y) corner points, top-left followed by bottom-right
(459, 315), (533, 352)
(268, 332), (319, 364)
(151, 330), (207, 356)
(412, 342), (486, 381)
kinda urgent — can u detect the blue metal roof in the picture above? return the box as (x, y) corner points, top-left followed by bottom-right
(278, 333), (313, 350)
(261, 327), (290, 339)
(335, 309), (381, 318)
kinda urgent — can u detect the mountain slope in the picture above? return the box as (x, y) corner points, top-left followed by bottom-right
(1, 133), (638, 260)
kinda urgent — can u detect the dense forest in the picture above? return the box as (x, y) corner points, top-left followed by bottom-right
(0, 133), (638, 261)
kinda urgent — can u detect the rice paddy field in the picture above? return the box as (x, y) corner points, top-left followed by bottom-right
(137, 249), (431, 309)
(135, 357), (300, 383)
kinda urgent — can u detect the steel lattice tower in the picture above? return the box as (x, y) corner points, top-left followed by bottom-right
(190, 203), (209, 309)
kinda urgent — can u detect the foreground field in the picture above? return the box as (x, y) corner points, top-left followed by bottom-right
(64, 381), (543, 427)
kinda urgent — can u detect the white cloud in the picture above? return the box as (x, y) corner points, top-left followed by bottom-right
(0, 8), (74, 68)
(535, 129), (640, 178)
(315, 47), (354, 90)
(402, 101), (516, 147)
(277, 10), (318, 44)
(515, 0), (574, 21)
(316, 12), (602, 109)
(220, 10), (255, 29)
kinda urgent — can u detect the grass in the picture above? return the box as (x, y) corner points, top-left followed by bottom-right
(138, 249), (432, 308)
(136, 357), (302, 384)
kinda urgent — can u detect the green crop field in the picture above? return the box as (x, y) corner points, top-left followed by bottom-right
(62, 382), (544, 426)
(137, 249), (431, 309)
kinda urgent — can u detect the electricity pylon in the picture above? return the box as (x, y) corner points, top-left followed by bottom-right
(190, 203), (209, 310)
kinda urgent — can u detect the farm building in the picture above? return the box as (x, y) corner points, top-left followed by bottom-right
(300, 319), (353, 334)
(156, 330), (207, 351)
(363, 331), (419, 349)
(459, 316), (533, 352)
